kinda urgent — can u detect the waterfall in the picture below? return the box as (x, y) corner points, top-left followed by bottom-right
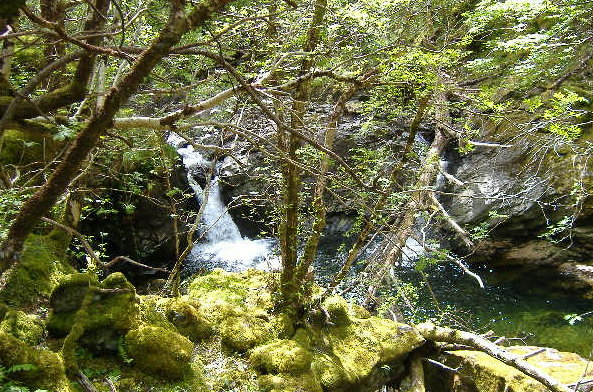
(168, 134), (279, 272)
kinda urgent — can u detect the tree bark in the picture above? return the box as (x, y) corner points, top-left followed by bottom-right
(0, 0), (235, 277)
(278, 0), (328, 311)
(364, 89), (450, 303)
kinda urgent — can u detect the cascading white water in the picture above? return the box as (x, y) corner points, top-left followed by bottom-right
(167, 134), (279, 272)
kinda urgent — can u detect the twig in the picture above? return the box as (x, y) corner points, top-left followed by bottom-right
(104, 256), (169, 273)
(422, 358), (459, 373)
(522, 348), (546, 360)
(77, 371), (98, 392)
(41, 217), (169, 273)
(104, 377), (117, 392)
(40, 217), (101, 268)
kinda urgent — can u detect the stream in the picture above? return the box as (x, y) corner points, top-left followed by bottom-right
(170, 133), (593, 358)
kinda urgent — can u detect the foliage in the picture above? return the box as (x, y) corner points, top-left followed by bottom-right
(0, 364), (46, 392)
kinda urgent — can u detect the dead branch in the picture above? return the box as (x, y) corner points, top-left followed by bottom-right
(417, 322), (572, 392)
(104, 256), (169, 273)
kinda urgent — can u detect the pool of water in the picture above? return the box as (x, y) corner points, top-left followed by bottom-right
(379, 263), (593, 357)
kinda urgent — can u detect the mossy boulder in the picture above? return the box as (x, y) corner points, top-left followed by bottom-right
(0, 331), (71, 392)
(138, 295), (213, 342)
(311, 353), (350, 390)
(187, 269), (274, 324)
(258, 373), (323, 392)
(220, 315), (273, 352)
(325, 318), (424, 383)
(0, 307), (44, 345)
(47, 273), (95, 336)
(0, 234), (74, 307)
(164, 298), (214, 342)
(48, 272), (139, 352)
(86, 272), (138, 332)
(187, 269), (278, 351)
(250, 339), (313, 375)
(0, 130), (58, 167)
(322, 296), (352, 326)
(125, 324), (195, 380)
(437, 346), (593, 392)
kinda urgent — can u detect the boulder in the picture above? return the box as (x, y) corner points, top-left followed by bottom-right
(430, 346), (593, 392)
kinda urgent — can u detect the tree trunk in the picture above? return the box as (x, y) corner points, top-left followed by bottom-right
(278, 0), (328, 312)
(364, 90), (450, 302)
(0, 0), (235, 277)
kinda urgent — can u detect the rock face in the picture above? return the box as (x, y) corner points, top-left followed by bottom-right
(441, 119), (593, 280)
(217, 104), (413, 237)
(427, 346), (593, 392)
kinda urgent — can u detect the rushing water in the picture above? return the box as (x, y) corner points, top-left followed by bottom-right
(168, 133), (279, 273)
(170, 133), (592, 357)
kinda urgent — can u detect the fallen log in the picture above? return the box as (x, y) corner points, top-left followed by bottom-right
(416, 322), (572, 392)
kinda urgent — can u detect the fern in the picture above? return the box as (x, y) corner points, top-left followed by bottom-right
(0, 363), (39, 392)
(117, 336), (133, 364)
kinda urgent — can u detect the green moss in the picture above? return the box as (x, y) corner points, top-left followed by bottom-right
(311, 353), (349, 391)
(48, 272), (139, 353)
(137, 295), (213, 342)
(220, 315), (274, 352)
(0, 234), (74, 307)
(258, 373), (323, 392)
(47, 273), (94, 336)
(125, 324), (195, 381)
(137, 295), (177, 330)
(164, 298), (213, 342)
(250, 339), (312, 375)
(0, 308), (44, 345)
(187, 269), (273, 324)
(325, 318), (424, 384)
(0, 130), (55, 166)
(0, 331), (72, 391)
(87, 272), (139, 332)
(322, 296), (352, 326)
(445, 347), (593, 392)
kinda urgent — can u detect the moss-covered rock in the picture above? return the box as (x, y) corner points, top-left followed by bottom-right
(187, 269), (274, 324)
(48, 272), (139, 353)
(438, 346), (593, 392)
(325, 317), (424, 383)
(47, 273), (95, 336)
(125, 324), (195, 380)
(258, 373), (323, 392)
(311, 353), (350, 390)
(86, 272), (138, 332)
(0, 234), (74, 307)
(0, 331), (72, 391)
(164, 298), (214, 342)
(137, 295), (214, 342)
(250, 339), (313, 375)
(322, 296), (353, 326)
(220, 315), (273, 352)
(0, 307), (44, 345)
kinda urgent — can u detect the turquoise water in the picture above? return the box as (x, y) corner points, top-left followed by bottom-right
(388, 263), (593, 357)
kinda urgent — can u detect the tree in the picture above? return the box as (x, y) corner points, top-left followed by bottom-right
(0, 0), (236, 277)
